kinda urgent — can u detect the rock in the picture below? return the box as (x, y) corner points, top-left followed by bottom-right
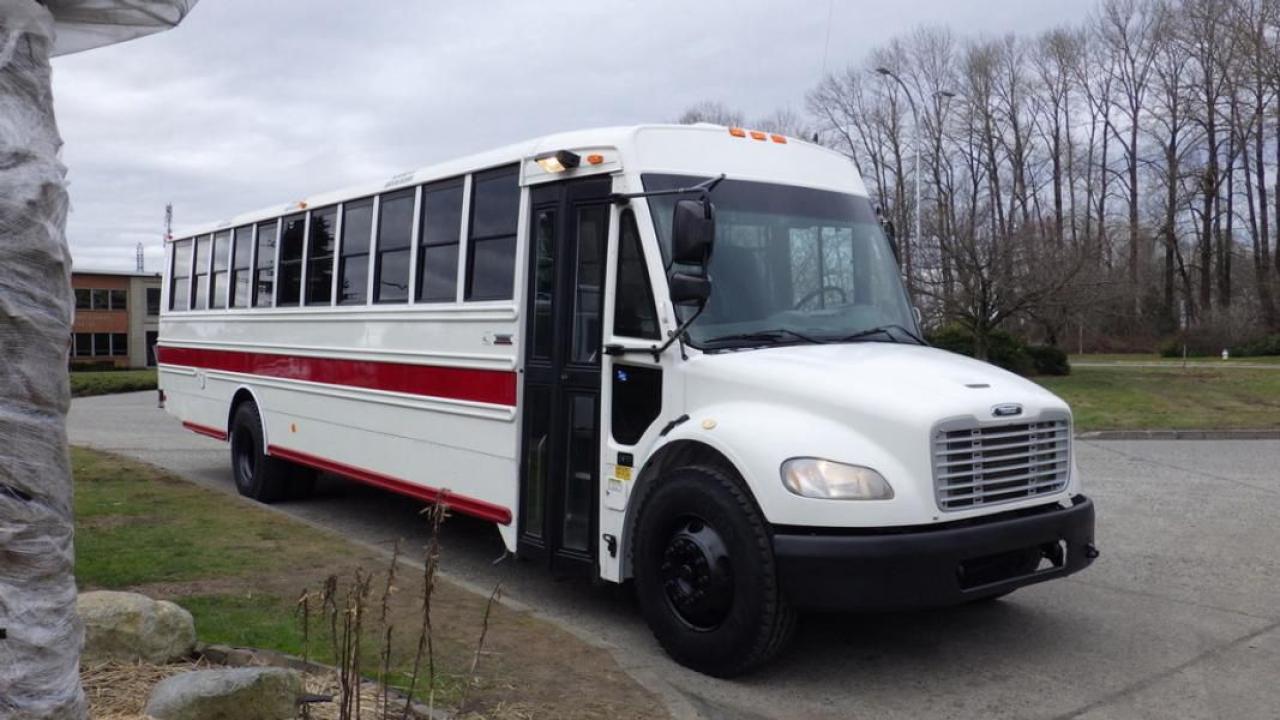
(145, 668), (303, 720)
(78, 590), (196, 664)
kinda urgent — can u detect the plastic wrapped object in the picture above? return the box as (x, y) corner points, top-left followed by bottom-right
(0, 2), (196, 718)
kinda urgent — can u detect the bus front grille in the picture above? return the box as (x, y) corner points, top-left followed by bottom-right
(932, 417), (1070, 511)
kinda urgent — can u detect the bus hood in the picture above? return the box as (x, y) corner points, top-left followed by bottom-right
(683, 342), (1069, 428)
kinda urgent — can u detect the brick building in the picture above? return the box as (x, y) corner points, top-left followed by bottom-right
(70, 270), (162, 369)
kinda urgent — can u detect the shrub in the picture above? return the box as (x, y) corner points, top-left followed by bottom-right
(1026, 345), (1070, 376)
(925, 324), (1048, 376)
(1233, 334), (1280, 357)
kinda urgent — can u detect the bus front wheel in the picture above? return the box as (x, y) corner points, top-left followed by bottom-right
(632, 465), (796, 677)
(229, 402), (312, 502)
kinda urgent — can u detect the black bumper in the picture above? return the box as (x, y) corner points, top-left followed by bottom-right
(773, 496), (1096, 612)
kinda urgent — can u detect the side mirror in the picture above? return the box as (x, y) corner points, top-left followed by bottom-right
(671, 198), (715, 265)
(668, 271), (711, 307)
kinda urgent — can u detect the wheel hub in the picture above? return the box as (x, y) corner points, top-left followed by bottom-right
(659, 518), (733, 630)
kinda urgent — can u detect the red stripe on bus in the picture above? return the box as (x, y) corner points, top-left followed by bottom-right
(183, 421), (228, 441)
(268, 445), (513, 525)
(156, 346), (516, 406)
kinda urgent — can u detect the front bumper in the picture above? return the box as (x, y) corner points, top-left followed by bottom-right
(773, 495), (1096, 611)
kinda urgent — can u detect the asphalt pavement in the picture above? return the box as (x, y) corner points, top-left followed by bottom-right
(68, 391), (1280, 720)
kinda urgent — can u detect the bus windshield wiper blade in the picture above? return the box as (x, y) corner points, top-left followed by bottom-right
(702, 328), (826, 347)
(837, 324), (927, 345)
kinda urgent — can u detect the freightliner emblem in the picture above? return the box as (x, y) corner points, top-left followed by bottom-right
(992, 403), (1023, 418)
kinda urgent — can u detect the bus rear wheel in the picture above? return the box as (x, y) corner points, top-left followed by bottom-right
(229, 402), (312, 502)
(633, 465), (795, 677)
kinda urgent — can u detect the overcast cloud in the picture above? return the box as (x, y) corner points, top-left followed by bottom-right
(53, 0), (1089, 272)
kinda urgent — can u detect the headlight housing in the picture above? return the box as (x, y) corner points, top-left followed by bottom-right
(780, 458), (894, 500)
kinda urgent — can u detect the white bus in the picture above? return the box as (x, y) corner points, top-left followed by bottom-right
(158, 124), (1096, 676)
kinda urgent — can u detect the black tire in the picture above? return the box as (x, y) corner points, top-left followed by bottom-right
(632, 465), (796, 677)
(229, 402), (296, 503)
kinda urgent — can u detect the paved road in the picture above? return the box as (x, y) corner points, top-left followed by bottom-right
(69, 392), (1280, 720)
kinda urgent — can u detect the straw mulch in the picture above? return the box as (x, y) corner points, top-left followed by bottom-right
(81, 660), (415, 720)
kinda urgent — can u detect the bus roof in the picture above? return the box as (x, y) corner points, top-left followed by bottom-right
(170, 124), (867, 240)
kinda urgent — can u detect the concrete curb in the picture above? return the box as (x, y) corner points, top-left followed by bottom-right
(1077, 429), (1280, 441)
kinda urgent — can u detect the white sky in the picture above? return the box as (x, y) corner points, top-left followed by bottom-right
(53, 0), (1090, 271)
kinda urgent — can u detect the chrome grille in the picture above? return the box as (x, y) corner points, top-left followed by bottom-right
(933, 417), (1070, 511)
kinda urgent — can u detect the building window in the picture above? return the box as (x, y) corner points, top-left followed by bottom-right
(277, 214), (306, 307)
(254, 220), (277, 308)
(74, 333), (92, 356)
(417, 178), (464, 302)
(374, 189), (414, 303)
(147, 287), (161, 315)
(192, 235), (211, 310)
(109, 289), (126, 310)
(210, 230), (231, 309)
(230, 226), (253, 308)
(91, 289), (109, 310)
(93, 333), (110, 356)
(613, 209), (660, 339)
(75, 288), (91, 310)
(170, 239), (193, 311)
(339, 198), (373, 305)
(112, 333), (128, 357)
(465, 165), (519, 301)
(306, 206), (337, 306)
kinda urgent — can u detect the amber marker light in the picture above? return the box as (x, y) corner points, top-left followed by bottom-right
(586, 154), (604, 165)
(728, 127), (747, 137)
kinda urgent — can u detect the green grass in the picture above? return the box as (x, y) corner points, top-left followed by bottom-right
(1037, 366), (1280, 431)
(70, 369), (157, 397)
(69, 447), (512, 709)
(74, 448), (351, 588)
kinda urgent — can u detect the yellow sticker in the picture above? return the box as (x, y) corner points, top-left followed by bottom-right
(615, 466), (632, 481)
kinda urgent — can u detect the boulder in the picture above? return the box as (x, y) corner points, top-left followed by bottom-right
(145, 668), (303, 720)
(78, 590), (196, 664)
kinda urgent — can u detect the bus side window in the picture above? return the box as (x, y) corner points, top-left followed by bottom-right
(277, 214), (306, 307)
(230, 226), (253, 308)
(192, 235), (211, 311)
(465, 164), (519, 301)
(417, 178), (464, 303)
(612, 209), (660, 340)
(306, 205), (337, 306)
(374, 189), (414, 304)
(210, 230), (230, 309)
(254, 220), (278, 308)
(339, 198), (373, 305)
(170, 239), (192, 311)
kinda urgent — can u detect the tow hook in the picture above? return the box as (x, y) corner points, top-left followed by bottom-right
(1084, 543), (1100, 560)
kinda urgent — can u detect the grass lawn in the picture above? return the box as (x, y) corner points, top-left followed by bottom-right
(1036, 366), (1280, 431)
(70, 369), (157, 398)
(72, 447), (663, 719)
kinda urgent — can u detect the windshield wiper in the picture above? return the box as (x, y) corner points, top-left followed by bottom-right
(702, 328), (826, 349)
(837, 324), (927, 345)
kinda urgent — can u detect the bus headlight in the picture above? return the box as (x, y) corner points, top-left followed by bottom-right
(780, 458), (894, 500)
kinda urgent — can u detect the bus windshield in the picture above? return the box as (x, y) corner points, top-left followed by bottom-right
(644, 174), (918, 350)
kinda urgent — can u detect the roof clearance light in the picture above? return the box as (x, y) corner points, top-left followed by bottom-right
(749, 130), (767, 141)
(535, 150), (581, 174)
(586, 153), (604, 165)
(728, 127), (746, 138)
(771, 134), (787, 144)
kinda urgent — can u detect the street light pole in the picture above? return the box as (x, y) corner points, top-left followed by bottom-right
(875, 67), (921, 273)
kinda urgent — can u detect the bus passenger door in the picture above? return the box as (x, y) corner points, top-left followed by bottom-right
(518, 177), (612, 574)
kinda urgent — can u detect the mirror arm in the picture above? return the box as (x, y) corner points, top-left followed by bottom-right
(610, 174), (725, 205)
(603, 304), (707, 362)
